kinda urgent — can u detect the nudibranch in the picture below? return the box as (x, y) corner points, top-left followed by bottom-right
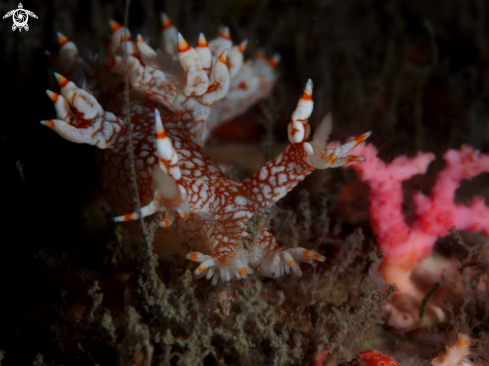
(41, 16), (371, 285)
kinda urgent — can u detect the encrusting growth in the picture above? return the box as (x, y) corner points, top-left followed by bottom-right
(41, 17), (371, 285)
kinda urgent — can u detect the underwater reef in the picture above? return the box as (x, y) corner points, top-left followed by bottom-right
(1, 0), (489, 365)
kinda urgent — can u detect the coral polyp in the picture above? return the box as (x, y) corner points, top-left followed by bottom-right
(432, 333), (487, 366)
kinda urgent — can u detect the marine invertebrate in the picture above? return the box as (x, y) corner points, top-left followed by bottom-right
(432, 332), (487, 366)
(357, 350), (401, 366)
(41, 17), (371, 285)
(345, 143), (489, 328)
(315, 349), (401, 366)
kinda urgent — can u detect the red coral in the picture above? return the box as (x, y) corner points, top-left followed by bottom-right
(357, 350), (401, 366)
(315, 349), (401, 366)
(344, 143), (489, 329)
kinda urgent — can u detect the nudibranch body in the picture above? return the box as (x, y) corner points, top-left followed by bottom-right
(42, 16), (371, 285)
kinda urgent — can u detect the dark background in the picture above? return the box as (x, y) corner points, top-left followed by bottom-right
(1, 0), (489, 364)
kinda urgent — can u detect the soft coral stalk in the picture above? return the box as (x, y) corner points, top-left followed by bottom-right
(345, 143), (489, 328)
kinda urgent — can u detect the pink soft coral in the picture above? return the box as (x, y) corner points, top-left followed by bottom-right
(345, 143), (489, 329)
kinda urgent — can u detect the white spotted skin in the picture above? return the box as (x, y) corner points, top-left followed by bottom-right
(97, 101), (317, 264)
(42, 23), (370, 283)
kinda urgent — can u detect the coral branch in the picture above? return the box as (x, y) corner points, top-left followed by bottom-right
(348, 143), (489, 268)
(346, 142), (489, 328)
